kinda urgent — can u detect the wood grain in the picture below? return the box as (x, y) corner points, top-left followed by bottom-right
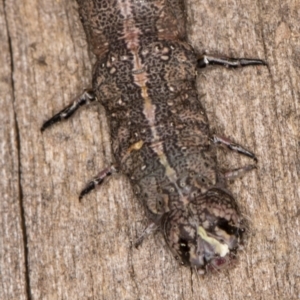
(1, 0), (299, 299)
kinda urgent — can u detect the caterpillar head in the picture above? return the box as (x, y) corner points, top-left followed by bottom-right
(162, 188), (246, 274)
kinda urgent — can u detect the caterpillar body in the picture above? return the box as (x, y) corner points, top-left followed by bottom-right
(42, 0), (265, 274)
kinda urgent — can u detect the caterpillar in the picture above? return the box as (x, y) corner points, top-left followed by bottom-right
(41, 0), (266, 274)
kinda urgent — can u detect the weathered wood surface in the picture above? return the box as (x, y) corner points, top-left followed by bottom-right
(1, 0), (299, 299)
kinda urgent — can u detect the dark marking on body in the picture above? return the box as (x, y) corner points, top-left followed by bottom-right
(41, 0), (266, 274)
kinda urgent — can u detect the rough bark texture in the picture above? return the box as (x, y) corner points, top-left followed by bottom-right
(1, 0), (299, 299)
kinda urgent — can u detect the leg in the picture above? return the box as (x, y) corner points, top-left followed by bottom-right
(41, 89), (96, 131)
(79, 165), (117, 201)
(211, 135), (257, 162)
(197, 55), (267, 69)
(134, 222), (159, 248)
(223, 164), (256, 180)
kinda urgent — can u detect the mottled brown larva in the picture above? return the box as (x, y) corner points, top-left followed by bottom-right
(41, 0), (266, 274)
